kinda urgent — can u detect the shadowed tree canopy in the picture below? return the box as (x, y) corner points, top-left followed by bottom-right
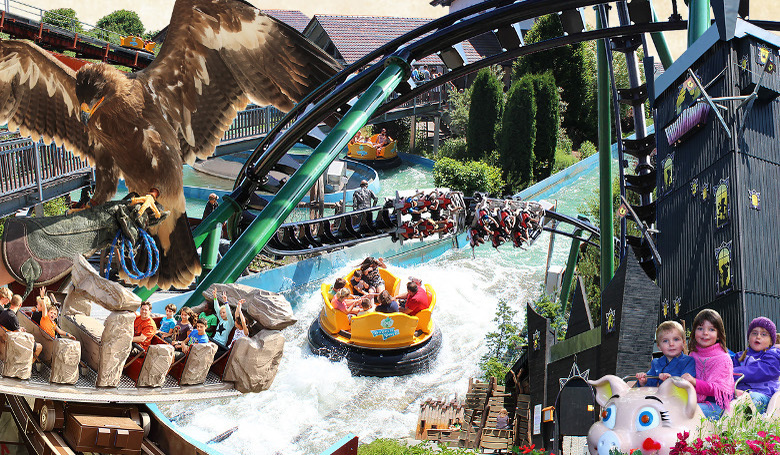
(466, 67), (503, 160)
(514, 14), (595, 147)
(500, 75), (536, 190)
(532, 72), (560, 181)
(96, 10), (146, 37)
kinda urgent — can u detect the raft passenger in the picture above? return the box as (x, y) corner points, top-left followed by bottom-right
(0, 294), (43, 361)
(130, 301), (157, 356)
(732, 317), (780, 414)
(397, 281), (429, 316)
(635, 321), (695, 387)
(157, 303), (178, 341)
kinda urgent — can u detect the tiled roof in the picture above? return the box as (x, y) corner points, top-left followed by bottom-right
(260, 9), (311, 34)
(311, 15), (502, 66)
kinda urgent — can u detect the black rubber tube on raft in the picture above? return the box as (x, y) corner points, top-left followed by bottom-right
(307, 318), (442, 377)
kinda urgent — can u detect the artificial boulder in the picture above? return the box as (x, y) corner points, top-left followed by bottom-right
(180, 342), (217, 385)
(50, 338), (81, 384)
(1, 331), (34, 379)
(96, 310), (134, 387)
(62, 288), (92, 316)
(138, 344), (174, 387)
(224, 330), (285, 393)
(69, 255), (141, 312)
(202, 283), (295, 330)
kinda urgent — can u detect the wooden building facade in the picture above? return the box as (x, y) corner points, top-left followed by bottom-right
(654, 21), (780, 350)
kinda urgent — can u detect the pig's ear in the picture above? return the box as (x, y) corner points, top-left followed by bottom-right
(588, 375), (629, 406)
(657, 377), (699, 419)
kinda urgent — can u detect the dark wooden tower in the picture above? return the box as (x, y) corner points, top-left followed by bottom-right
(654, 20), (780, 350)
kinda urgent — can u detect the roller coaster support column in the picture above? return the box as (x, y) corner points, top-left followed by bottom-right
(135, 195), (244, 300)
(200, 224), (222, 278)
(650, 0), (674, 69)
(596, 8), (614, 290)
(559, 227), (584, 311)
(688, 0), (711, 46)
(179, 57), (410, 309)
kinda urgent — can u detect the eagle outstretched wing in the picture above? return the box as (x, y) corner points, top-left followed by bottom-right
(0, 40), (90, 161)
(137, 0), (342, 165)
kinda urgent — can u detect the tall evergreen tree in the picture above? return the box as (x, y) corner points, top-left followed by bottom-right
(500, 76), (536, 190)
(532, 72), (560, 180)
(466, 68), (503, 160)
(514, 14), (595, 146)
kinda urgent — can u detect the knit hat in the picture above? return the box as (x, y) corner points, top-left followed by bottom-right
(748, 317), (777, 345)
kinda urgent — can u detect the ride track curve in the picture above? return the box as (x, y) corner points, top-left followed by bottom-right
(155, 0), (780, 305)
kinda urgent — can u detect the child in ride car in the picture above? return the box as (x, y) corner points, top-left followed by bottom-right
(682, 309), (734, 420)
(174, 318), (209, 359)
(157, 303), (178, 341)
(732, 317), (780, 413)
(636, 321), (695, 387)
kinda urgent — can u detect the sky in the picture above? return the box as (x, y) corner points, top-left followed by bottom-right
(23, 1), (780, 61)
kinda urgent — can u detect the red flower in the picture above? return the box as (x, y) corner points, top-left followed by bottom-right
(643, 438), (662, 451)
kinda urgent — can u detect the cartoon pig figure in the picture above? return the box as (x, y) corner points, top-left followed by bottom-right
(587, 375), (707, 455)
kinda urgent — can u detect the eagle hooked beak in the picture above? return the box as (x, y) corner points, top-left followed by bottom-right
(80, 97), (104, 125)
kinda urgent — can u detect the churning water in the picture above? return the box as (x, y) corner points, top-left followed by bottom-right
(160, 158), (603, 454)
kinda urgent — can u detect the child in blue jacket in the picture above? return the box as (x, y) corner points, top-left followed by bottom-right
(732, 317), (780, 413)
(636, 321), (696, 387)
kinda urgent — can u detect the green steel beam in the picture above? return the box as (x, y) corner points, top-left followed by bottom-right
(178, 59), (409, 309)
(559, 228), (584, 311)
(135, 195), (243, 300)
(200, 225), (222, 275)
(650, 0), (675, 69)
(688, 0), (711, 47)
(596, 8), (615, 291)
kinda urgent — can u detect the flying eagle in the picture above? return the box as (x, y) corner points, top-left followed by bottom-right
(0, 0), (341, 290)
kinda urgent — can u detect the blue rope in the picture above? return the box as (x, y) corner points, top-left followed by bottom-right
(104, 228), (160, 281)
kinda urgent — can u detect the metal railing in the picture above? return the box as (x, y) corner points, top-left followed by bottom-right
(2, 0), (125, 44)
(0, 137), (90, 196)
(222, 105), (286, 142)
(393, 85), (448, 110)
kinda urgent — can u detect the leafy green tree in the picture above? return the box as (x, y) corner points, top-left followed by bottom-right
(96, 10), (145, 37)
(444, 85), (471, 138)
(42, 8), (83, 33)
(438, 137), (468, 160)
(433, 157), (504, 196)
(499, 76), (535, 191)
(479, 301), (523, 385)
(466, 67), (503, 160)
(531, 72), (560, 181)
(514, 14), (595, 147)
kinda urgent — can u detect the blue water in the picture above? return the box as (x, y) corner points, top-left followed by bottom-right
(160, 158), (606, 455)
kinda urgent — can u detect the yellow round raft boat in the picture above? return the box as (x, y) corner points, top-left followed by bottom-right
(346, 135), (402, 169)
(307, 268), (441, 376)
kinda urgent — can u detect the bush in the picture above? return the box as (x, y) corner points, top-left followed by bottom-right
(433, 157), (504, 196)
(445, 85), (470, 137)
(531, 72), (560, 181)
(499, 76), (535, 191)
(438, 137), (468, 160)
(579, 140), (597, 159)
(552, 149), (578, 174)
(466, 67), (503, 160)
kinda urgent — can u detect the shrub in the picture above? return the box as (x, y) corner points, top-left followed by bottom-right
(499, 76), (536, 191)
(552, 149), (578, 174)
(438, 137), (468, 160)
(579, 140), (597, 159)
(466, 68), (503, 160)
(433, 157), (504, 196)
(42, 8), (83, 33)
(358, 439), (479, 454)
(531, 72), (560, 181)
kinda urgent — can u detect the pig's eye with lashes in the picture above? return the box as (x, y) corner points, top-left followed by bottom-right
(636, 407), (661, 431)
(602, 404), (617, 429)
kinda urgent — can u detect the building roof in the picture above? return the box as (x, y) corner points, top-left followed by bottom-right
(307, 14), (503, 66)
(260, 9), (311, 34)
(654, 19), (780, 100)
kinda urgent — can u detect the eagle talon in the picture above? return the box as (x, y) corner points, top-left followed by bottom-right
(130, 194), (161, 219)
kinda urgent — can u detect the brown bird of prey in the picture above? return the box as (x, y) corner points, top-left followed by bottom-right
(0, 0), (341, 289)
